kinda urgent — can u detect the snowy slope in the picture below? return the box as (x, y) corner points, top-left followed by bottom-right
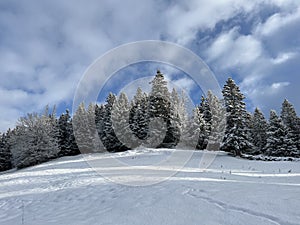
(0, 149), (299, 225)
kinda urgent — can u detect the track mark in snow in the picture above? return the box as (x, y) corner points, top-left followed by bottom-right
(185, 189), (297, 225)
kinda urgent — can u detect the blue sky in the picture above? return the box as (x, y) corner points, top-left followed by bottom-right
(0, 0), (300, 132)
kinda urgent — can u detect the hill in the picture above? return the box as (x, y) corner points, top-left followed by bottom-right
(0, 149), (299, 225)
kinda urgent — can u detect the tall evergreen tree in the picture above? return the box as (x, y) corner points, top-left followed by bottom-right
(87, 103), (104, 152)
(58, 110), (80, 156)
(148, 70), (175, 148)
(73, 102), (94, 153)
(0, 131), (12, 171)
(206, 91), (226, 151)
(129, 87), (149, 141)
(266, 110), (291, 156)
(100, 93), (127, 152)
(221, 78), (252, 156)
(179, 107), (201, 149)
(252, 108), (268, 154)
(198, 94), (212, 128)
(281, 99), (299, 155)
(111, 92), (134, 149)
(95, 104), (106, 149)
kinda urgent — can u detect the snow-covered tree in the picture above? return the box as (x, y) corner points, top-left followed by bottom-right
(252, 108), (268, 154)
(206, 91), (226, 151)
(221, 78), (253, 156)
(95, 104), (105, 149)
(58, 110), (80, 156)
(179, 106), (201, 149)
(129, 87), (149, 141)
(111, 92), (134, 149)
(0, 131), (12, 171)
(73, 102), (94, 153)
(198, 94), (212, 128)
(100, 93), (127, 152)
(266, 110), (297, 157)
(10, 107), (59, 168)
(281, 99), (299, 155)
(87, 103), (104, 152)
(148, 70), (173, 148)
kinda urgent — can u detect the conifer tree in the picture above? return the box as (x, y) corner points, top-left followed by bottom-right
(266, 110), (289, 156)
(281, 99), (299, 156)
(198, 94), (212, 128)
(129, 87), (149, 141)
(179, 107), (201, 149)
(252, 108), (268, 154)
(111, 92), (134, 149)
(221, 78), (252, 156)
(58, 110), (80, 156)
(101, 93), (127, 152)
(73, 102), (94, 153)
(87, 103), (104, 152)
(0, 131), (12, 171)
(148, 70), (174, 148)
(206, 91), (226, 151)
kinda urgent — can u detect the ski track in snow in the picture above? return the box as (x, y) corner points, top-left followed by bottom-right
(185, 188), (297, 225)
(0, 149), (299, 225)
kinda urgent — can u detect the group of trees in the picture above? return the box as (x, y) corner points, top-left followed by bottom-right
(0, 70), (299, 171)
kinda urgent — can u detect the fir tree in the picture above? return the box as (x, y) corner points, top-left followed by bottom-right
(206, 91), (226, 151)
(281, 99), (299, 156)
(58, 110), (80, 156)
(252, 108), (268, 154)
(148, 70), (174, 148)
(179, 107), (201, 149)
(198, 94), (212, 128)
(221, 78), (252, 156)
(0, 131), (12, 171)
(111, 92), (135, 149)
(101, 93), (128, 152)
(73, 102), (94, 153)
(129, 87), (149, 141)
(87, 103), (104, 152)
(266, 110), (289, 156)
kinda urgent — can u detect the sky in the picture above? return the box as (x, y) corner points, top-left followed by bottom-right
(0, 0), (300, 132)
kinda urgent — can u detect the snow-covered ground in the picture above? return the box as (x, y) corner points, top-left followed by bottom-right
(0, 149), (299, 225)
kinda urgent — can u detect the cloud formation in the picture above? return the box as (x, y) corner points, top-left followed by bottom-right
(0, 0), (300, 131)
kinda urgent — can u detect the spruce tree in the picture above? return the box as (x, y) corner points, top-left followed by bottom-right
(58, 110), (80, 156)
(101, 93), (127, 152)
(129, 87), (149, 141)
(252, 108), (268, 154)
(206, 91), (226, 151)
(0, 131), (12, 171)
(111, 92), (134, 149)
(266, 110), (289, 156)
(95, 104), (106, 148)
(179, 107), (201, 149)
(73, 102), (94, 153)
(87, 103), (104, 152)
(148, 70), (175, 148)
(221, 78), (252, 156)
(281, 99), (299, 156)
(198, 94), (212, 128)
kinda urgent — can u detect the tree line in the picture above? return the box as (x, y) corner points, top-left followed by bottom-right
(0, 70), (299, 171)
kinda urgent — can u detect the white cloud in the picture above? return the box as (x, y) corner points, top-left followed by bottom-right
(271, 52), (298, 64)
(0, 0), (300, 131)
(271, 82), (290, 89)
(206, 28), (263, 69)
(255, 6), (300, 37)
